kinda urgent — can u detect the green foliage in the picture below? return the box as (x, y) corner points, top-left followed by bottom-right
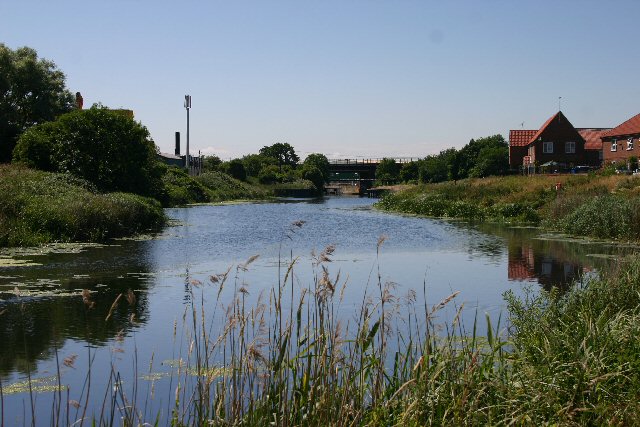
(419, 148), (457, 183)
(160, 166), (208, 206)
(399, 161), (419, 183)
(468, 144), (509, 178)
(303, 153), (330, 183)
(455, 134), (507, 179)
(556, 194), (640, 239)
(259, 142), (299, 171)
(0, 44), (74, 162)
(0, 164), (165, 246)
(242, 153), (276, 177)
(301, 165), (324, 193)
(201, 155), (222, 172)
(258, 165), (279, 184)
(224, 158), (247, 181)
(13, 106), (163, 198)
(195, 170), (269, 202)
(375, 158), (400, 184)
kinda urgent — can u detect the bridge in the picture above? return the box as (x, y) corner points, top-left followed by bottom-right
(325, 158), (419, 195)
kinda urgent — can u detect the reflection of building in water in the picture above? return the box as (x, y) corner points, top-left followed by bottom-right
(507, 241), (591, 291)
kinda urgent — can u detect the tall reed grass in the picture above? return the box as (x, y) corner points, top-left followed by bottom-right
(3, 223), (640, 425)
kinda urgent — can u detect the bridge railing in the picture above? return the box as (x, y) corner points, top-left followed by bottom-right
(327, 158), (419, 165)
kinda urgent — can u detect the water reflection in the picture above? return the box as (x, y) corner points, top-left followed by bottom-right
(470, 224), (633, 291)
(0, 241), (153, 378)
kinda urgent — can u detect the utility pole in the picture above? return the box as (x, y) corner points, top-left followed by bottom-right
(184, 95), (192, 172)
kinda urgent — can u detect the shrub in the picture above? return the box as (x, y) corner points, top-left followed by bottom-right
(13, 106), (163, 198)
(196, 170), (269, 202)
(0, 164), (165, 246)
(160, 166), (208, 206)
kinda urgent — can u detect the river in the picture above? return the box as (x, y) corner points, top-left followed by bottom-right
(0, 196), (634, 423)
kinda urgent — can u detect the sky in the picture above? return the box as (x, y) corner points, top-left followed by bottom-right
(2, 1), (639, 160)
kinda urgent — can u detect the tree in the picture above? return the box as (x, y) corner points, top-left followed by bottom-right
(455, 135), (507, 179)
(419, 148), (458, 183)
(399, 161), (420, 183)
(242, 153), (276, 177)
(469, 145), (509, 178)
(376, 158), (400, 184)
(303, 153), (330, 183)
(224, 158), (247, 181)
(301, 165), (324, 194)
(258, 165), (279, 184)
(0, 44), (74, 162)
(259, 143), (299, 171)
(13, 106), (163, 198)
(202, 155), (222, 172)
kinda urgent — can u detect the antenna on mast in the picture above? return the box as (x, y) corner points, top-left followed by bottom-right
(558, 96), (562, 111)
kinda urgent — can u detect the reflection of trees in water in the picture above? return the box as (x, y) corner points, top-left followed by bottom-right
(462, 223), (634, 291)
(0, 242), (152, 378)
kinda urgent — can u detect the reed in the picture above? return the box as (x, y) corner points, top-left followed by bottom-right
(4, 224), (640, 425)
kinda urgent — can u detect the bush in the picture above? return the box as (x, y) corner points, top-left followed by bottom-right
(0, 164), (165, 246)
(13, 106), (163, 198)
(225, 159), (247, 181)
(196, 171), (269, 202)
(557, 195), (640, 240)
(160, 166), (209, 206)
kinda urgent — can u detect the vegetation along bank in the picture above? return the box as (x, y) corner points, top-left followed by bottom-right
(0, 165), (165, 247)
(377, 173), (640, 241)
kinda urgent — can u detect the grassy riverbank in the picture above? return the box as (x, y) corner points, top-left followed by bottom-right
(377, 174), (640, 240)
(0, 165), (165, 246)
(6, 240), (640, 425)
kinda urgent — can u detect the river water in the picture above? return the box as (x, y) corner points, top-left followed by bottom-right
(0, 196), (634, 423)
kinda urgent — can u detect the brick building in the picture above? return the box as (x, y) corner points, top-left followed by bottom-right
(509, 111), (604, 172)
(602, 113), (640, 167)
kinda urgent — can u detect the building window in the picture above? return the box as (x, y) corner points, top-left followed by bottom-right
(543, 141), (554, 154)
(627, 138), (634, 151)
(611, 139), (617, 151)
(565, 141), (576, 154)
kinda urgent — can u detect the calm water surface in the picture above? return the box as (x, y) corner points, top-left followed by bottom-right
(0, 197), (634, 423)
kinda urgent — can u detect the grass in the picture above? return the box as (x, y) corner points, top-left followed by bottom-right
(0, 164), (166, 247)
(377, 174), (640, 240)
(4, 225), (640, 425)
(195, 170), (270, 202)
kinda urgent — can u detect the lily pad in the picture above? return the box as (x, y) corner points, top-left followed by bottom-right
(0, 258), (41, 268)
(3, 376), (61, 395)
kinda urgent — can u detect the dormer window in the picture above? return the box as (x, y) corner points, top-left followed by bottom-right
(611, 139), (617, 151)
(627, 138), (634, 151)
(543, 141), (554, 154)
(565, 141), (575, 154)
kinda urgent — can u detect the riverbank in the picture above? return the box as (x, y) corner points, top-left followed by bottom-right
(0, 164), (166, 247)
(376, 174), (640, 240)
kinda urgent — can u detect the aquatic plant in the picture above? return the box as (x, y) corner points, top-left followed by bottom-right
(3, 229), (640, 425)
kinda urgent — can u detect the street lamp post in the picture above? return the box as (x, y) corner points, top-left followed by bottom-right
(184, 95), (191, 172)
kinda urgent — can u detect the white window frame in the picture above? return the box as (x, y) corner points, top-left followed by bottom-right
(543, 141), (554, 154)
(565, 141), (576, 154)
(611, 139), (617, 151)
(627, 138), (634, 151)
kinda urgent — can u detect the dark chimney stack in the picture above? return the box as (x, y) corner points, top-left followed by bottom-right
(175, 132), (180, 156)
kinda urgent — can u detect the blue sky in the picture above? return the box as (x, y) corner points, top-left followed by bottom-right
(2, 1), (639, 159)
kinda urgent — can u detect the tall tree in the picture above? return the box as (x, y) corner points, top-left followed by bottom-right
(376, 158), (400, 184)
(303, 153), (330, 183)
(259, 143), (299, 171)
(0, 44), (74, 162)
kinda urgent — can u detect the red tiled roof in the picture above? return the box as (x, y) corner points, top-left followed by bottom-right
(509, 129), (537, 147)
(603, 113), (640, 138)
(529, 112), (563, 144)
(577, 128), (611, 150)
